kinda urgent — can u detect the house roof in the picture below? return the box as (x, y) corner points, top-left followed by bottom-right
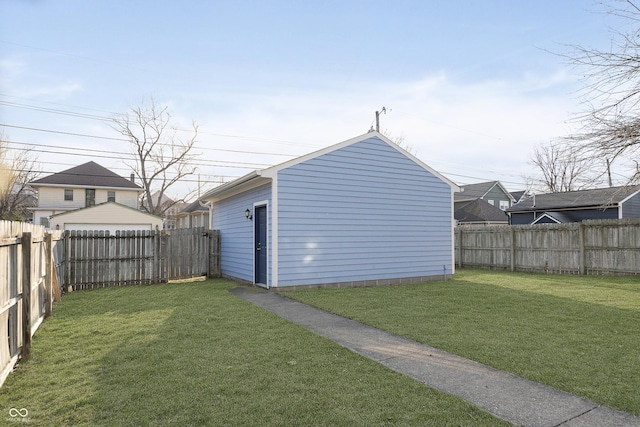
(454, 198), (508, 223)
(507, 185), (640, 212)
(455, 181), (514, 203)
(202, 132), (460, 201)
(510, 190), (527, 203)
(50, 201), (162, 219)
(531, 211), (574, 224)
(179, 199), (209, 214)
(30, 161), (141, 190)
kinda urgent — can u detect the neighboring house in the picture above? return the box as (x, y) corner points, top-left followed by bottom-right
(510, 190), (528, 205)
(507, 185), (640, 225)
(50, 202), (163, 232)
(29, 161), (142, 229)
(455, 198), (508, 226)
(201, 132), (459, 289)
(142, 191), (188, 229)
(175, 200), (210, 229)
(454, 181), (515, 212)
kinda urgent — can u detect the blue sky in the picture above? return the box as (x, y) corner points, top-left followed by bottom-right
(0, 1), (624, 198)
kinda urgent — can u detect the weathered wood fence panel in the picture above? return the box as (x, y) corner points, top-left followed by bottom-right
(62, 227), (220, 290)
(456, 218), (640, 275)
(0, 221), (57, 387)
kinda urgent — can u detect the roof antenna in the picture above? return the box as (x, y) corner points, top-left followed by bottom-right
(375, 107), (387, 132)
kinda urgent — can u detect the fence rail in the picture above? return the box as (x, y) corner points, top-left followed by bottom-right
(455, 218), (640, 275)
(63, 227), (220, 290)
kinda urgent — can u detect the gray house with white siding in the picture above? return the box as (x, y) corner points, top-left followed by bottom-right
(201, 132), (459, 289)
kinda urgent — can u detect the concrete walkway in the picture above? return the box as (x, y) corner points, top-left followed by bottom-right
(229, 286), (640, 427)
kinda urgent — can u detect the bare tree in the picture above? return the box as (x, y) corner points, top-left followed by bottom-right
(112, 100), (199, 217)
(0, 132), (39, 221)
(380, 128), (416, 155)
(562, 0), (640, 184)
(528, 142), (594, 193)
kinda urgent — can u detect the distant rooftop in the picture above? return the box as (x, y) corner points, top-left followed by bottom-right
(508, 186), (640, 212)
(455, 198), (508, 223)
(30, 161), (141, 189)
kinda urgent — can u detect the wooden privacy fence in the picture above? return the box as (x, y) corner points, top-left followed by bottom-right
(0, 221), (62, 387)
(455, 218), (640, 275)
(63, 227), (220, 290)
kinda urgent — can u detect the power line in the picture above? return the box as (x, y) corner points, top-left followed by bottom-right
(13, 167), (239, 185)
(0, 100), (113, 122)
(441, 171), (527, 188)
(0, 96), (531, 187)
(0, 96), (324, 147)
(0, 123), (299, 157)
(1, 123), (128, 142)
(30, 159), (234, 180)
(4, 139), (273, 169)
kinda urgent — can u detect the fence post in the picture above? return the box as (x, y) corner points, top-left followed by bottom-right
(44, 233), (53, 318)
(21, 232), (32, 360)
(579, 222), (586, 275)
(510, 227), (516, 272)
(213, 230), (221, 277)
(63, 230), (71, 292)
(456, 228), (463, 269)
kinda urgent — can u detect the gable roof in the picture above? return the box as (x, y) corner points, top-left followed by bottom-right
(510, 190), (527, 203)
(455, 198), (508, 223)
(30, 161), (141, 190)
(50, 201), (162, 219)
(507, 185), (640, 212)
(179, 199), (209, 214)
(455, 181), (514, 203)
(202, 132), (459, 201)
(531, 212), (574, 224)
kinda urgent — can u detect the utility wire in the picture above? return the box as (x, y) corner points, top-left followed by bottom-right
(0, 97), (323, 147)
(0, 123), (299, 157)
(1, 96), (530, 187)
(13, 168), (233, 185)
(4, 139), (274, 168)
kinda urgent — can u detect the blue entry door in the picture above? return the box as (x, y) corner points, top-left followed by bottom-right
(254, 205), (267, 285)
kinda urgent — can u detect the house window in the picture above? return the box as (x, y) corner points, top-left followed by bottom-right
(64, 189), (73, 201)
(107, 191), (116, 202)
(487, 199), (495, 206)
(499, 200), (510, 211)
(85, 189), (96, 207)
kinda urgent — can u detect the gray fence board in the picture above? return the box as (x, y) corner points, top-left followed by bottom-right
(456, 219), (640, 275)
(0, 221), (53, 387)
(62, 227), (220, 290)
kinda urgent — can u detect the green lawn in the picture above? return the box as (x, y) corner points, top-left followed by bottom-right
(0, 279), (507, 426)
(283, 269), (640, 416)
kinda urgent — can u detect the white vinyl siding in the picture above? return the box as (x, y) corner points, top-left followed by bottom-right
(275, 137), (453, 286)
